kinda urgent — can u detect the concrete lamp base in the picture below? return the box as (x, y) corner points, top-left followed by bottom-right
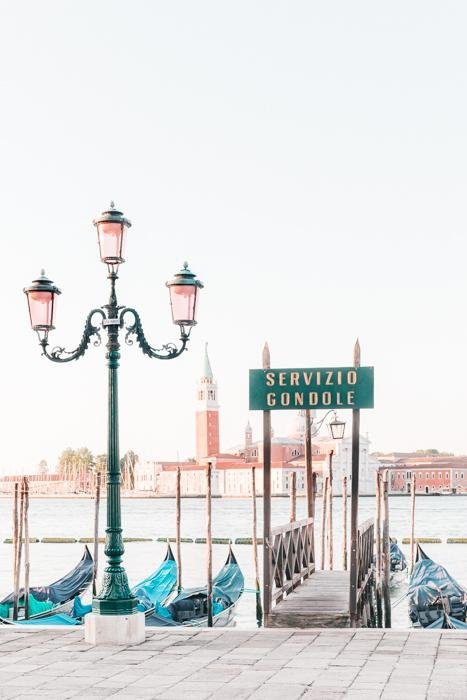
(84, 612), (145, 646)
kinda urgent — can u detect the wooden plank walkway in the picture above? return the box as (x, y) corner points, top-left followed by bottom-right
(267, 570), (350, 628)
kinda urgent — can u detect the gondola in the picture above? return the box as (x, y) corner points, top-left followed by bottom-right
(408, 544), (467, 628)
(0, 546), (93, 623)
(2, 543), (178, 626)
(389, 540), (407, 588)
(73, 542), (178, 619)
(427, 612), (467, 630)
(133, 543), (177, 616)
(146, 547), (244, 628)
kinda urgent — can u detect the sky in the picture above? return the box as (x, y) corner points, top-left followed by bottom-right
(1, 1), (467, 474)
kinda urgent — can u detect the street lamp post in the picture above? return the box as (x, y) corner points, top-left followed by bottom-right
(24, 202), (203, 643)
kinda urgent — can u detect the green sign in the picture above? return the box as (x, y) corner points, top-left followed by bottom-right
(249, 366), (374, 411)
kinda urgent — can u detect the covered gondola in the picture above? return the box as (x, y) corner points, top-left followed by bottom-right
(146, 547), (244, 627)
(0, 546), (93, 622)
(390, 541), (407, 573)
(427, 612), (467, 630)
(3, 543), (178, 626)
(389, 540), (407, 588)
(408, 545), (467, 628)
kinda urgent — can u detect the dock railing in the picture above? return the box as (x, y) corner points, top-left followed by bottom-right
(269, 517), (315, 606)
(355, 517), (375, 625)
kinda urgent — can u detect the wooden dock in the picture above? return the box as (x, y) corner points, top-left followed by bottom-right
(267, 571), (351, 628)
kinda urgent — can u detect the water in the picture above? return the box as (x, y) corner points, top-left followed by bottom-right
(1, 494), (466, 628)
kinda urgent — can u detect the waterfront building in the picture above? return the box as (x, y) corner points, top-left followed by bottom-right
(134, 346), (381, 496)
(384, 455), (467, 494)
(0, 473), (74, 495)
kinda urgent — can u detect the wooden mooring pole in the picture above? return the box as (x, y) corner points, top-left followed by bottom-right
(326, 451), (334, 570)
(382, 470), (391, 627)
(289, 471), (297, 523)
(251, 466), (263, 625)
(12, 482), (19, 620)
(320, 476), (328, 570)
(13, 481), (25, 621)
(206, 461), (213, 627)
(375, 471), (383, 627)
(23, 478), (30, 620)
(305, 409), (314, 519)
(262, 342), (272, 621)
(342, 475), (348, 571)
(349, 339), (361, 627)
(176, 466), (182, 593)
(410, 472), (416, 575)
(93, 473), (101, 596)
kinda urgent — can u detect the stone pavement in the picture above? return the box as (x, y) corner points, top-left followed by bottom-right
(0, 627), (465, 699)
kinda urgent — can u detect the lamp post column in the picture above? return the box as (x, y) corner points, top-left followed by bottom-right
(93, 273), (137, 616)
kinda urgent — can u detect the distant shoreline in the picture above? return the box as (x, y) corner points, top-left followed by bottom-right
(0, 493), (464, 500)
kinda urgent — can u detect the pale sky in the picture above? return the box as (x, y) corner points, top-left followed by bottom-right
(1, 1), (467, 474)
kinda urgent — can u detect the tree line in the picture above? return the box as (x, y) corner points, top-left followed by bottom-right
(57, 448), (138, 491)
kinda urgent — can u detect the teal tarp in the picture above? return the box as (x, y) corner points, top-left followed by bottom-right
(131, 547), (177, 612)
(147, 548), (244, 626)
(408, 546), (467, 627)
(14, 613), (81, 626)
(71, 545), (177, 619)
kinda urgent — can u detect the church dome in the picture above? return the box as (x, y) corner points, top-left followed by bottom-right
(287, 409), (317, 440)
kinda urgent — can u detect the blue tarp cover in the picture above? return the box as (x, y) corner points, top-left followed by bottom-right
(427, 614), (467, 630)
(14, 613), (81, 626)
(390, 542), (407, 572)
(131, 549), (177, 612)
(147, 548), (244, 626)
(71, 545), (177, 619)
(0, 547), (93, 607)
(408, 546), (467, 627)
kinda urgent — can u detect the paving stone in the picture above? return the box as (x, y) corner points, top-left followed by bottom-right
(210, 691), (253, 700)
(302, 691), (345, 699)
(3, 676), (50, 689)
(267, 668), (322, 685)
(1, 627), (467, 699)
(249, 685), (306, 699)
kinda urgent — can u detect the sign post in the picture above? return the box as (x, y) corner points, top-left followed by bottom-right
(262, 343), (272, 621)
(349, 339), (361, 627)
(249, 347), (374, 627)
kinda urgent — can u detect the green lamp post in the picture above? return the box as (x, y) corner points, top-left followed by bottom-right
(24, 203), (203, 620)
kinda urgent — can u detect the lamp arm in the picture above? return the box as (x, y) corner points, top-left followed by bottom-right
(312, 409), (337, 434)
(40, 309), (106, 363)
(120, 307), (189, 360)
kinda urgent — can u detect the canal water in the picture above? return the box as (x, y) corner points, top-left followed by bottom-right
(0, 495), (465, 628)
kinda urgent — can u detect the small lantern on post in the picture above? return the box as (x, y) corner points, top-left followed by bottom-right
(329, 413), (346, 440)
(93, 202), (131, 270)
(166, 262), (204, 331)
(23, 270), (61, 339)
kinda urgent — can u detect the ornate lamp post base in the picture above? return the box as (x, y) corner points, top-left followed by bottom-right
(92, 564), (139, 616)
(84, 611), (145, 646)
(92, 597), (139, 616)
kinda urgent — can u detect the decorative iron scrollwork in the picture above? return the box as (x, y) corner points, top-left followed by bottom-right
(40, 309), (106, 363)
(121, 307), (189, 360)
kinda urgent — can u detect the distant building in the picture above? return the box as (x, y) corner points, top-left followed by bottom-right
(0, 473), (73, 495)
(135, 346), (381, 496)
(384, 455), (467, 494)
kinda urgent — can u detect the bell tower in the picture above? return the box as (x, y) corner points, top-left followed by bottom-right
(196, 344), (220, 462)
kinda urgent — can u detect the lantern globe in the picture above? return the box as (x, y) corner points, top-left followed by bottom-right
(24, 270), (61, 331)
(93, 201), (131, 267)
(329, 414), (346, 440)
(166, 262), (203, 327)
